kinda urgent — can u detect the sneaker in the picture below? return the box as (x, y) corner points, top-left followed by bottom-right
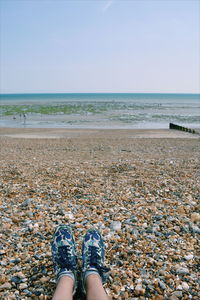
(81, 228), (110, 293)
(51, 224), (77, 294)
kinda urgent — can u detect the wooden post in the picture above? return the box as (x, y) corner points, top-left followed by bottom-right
(169, 123), (196, 134)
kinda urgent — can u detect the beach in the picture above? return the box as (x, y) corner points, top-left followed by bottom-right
(0, 128), (200, 299)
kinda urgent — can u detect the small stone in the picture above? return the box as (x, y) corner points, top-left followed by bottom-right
(182, 282), (189, 291)
(172, 291), (183, 298)
(176, 284), (183, 290)
(34, 223), (39, 228)
(11, 276), (23, 284)
(15, 272), (26, 279)
(155, 296), (164, 300)
(123, 291), (129, 298)
(33, 290), (42, 296)
(65, 213), (74, 220)
(158, 280), (166, 290)
(40, 276), (49, 283)
(10, 258), (21, 264)
(169, 295), (179, 300)
(191, 212), (200, 222)
(19, 283), (28, 290)
(0, 282), (12, 290)
(177, 206), (185, 214)
(0, 275), (7, 284)
(176, 267), (189, 275)
(23, 289), (32, 296)
(184, 254), (194, 260)
(131, 216), (138, 222)
(154, 215), (163, 221)
(21, 198), (33, 207)
(0, 260), (7, 266)
(187, 194), (193, 202)
(191, 225), (200, 234)
(2, 217), (12, 223)
(110, 221), (122, 231)
(134, 284), (145, 296)
(113, 285), (120, 294)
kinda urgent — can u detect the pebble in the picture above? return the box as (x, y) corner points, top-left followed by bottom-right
(176, 284), (183, 290)
(191, 225), (200, 234)
(176, 267), (189, 275)
(0, 282), (12, 290)
(171, 291), (183, 298)
(11, 276), (23, 284)
(134, 284), (145, 296)
(184, 254), (194, 260)
(110, 221), (122, 231)
(0, 135), (199, 299)
(169, 295), (179, 300)
(0, 275), (7, 284)
(19, 283), (28, 290)
(191, 212), (200, 222)
(155, 296), (164, 300)
(21, 198), (33, 207)
(182, 281), (190, 291)
(158, 280), (166, 290)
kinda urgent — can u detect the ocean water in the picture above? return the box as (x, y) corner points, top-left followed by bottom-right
(0, 93), (199, 129)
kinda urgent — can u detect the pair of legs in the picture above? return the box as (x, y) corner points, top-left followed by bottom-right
(52, 274), (108, 300)
(51, 225), (110, 300)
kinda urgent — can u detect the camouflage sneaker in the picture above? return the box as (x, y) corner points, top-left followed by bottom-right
(81, 228), (110, 293)
(51, 225), (77, 293)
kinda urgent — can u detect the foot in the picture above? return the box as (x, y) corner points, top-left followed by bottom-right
(82, 228), (110, 293)
(51, 225), (77, 293)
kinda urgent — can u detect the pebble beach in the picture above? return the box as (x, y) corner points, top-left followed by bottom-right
(0, 128), (199, 300)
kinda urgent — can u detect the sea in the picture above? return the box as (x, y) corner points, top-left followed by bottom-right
(0, 93), (199, 129)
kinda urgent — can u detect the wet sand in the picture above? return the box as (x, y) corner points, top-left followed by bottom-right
(0, 127), (199, 139)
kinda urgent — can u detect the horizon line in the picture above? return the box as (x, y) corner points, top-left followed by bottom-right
(1, 92), (200, 95)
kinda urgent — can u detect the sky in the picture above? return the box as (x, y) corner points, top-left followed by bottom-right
(0, 0), (200, 94)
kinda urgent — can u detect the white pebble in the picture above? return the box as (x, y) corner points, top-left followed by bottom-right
(182, 282), (189, 291)
(19, 283), (28, 290)
(65, 213), (74, 220)
(110, 221), (121, 231)
(184, 254), (194, 260)
(176, 285), (183, 290)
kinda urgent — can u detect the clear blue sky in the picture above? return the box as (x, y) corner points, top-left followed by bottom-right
(0, 0), (199, 93)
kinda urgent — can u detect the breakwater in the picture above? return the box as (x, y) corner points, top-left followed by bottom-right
(169, 123), (198, 134)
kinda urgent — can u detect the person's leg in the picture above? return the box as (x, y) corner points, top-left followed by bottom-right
(86, 274), (109, 300)
(81, 228), (110, 300)
(51, 225), (78, 300)
(52, 276), (74, 300)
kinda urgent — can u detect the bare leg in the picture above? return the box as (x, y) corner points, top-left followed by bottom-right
(86, 274), (109, 300)
(52, 276), (74, 300)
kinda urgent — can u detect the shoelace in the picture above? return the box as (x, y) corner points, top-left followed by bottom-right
(56, 245), (77, 270)
(87, 245), (110, 276)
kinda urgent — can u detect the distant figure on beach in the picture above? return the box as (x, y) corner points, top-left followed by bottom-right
(51, 225), (110, 300)
(23, 113), (26, 125)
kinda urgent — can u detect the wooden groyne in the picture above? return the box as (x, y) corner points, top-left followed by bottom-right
(169, 123), (198, 134)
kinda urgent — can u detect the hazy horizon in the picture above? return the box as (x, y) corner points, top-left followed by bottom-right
(1, 92), (200, 96)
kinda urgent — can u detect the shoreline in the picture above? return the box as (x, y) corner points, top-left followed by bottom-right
(0, 127), (199, 139)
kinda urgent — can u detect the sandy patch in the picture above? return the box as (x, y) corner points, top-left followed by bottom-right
(0, 128), (199, 139)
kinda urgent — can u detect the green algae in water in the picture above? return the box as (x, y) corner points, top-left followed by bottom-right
(0, 103), (108, 116)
